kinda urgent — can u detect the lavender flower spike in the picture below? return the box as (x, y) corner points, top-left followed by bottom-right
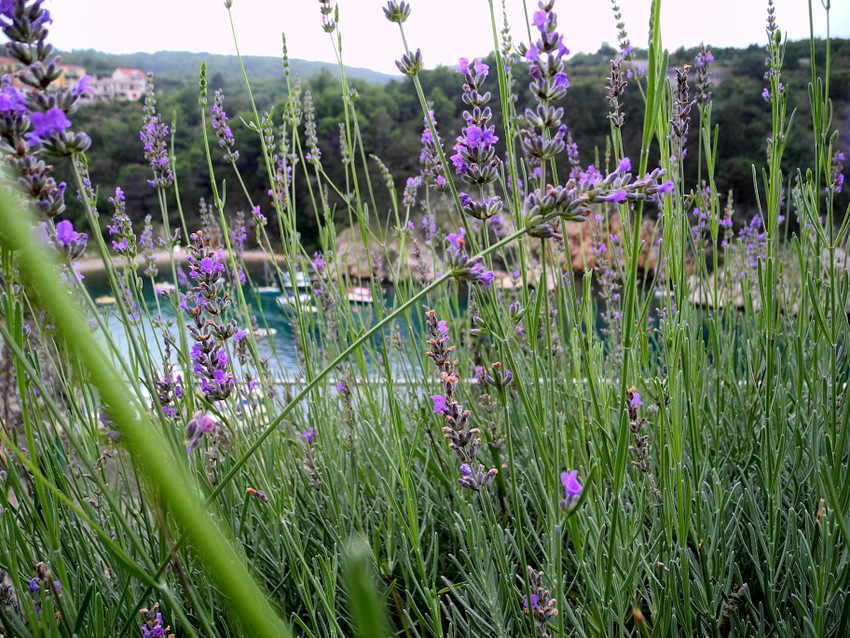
(211, 88), (239, 163)
(140, 73), (174, 188)
(457, 463), (498, 491)
(451, 53), (501, 224)
(183, 231), (238, 401)
(559, 469), (582, 512)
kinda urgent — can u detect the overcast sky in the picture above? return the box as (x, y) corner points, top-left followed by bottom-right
(45, 0), (849, 76)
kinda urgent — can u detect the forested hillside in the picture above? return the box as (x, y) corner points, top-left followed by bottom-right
(56, 40), (849, 251)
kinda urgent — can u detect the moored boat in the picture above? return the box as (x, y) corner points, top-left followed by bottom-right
(346, 286), (373, 304)
(276, 292), (318, 313)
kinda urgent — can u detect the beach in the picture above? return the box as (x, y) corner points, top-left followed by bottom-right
(73, 248), (289, 274)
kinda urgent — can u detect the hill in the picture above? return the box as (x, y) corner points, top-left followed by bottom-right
(50, 40), (849, 253)
(56, 49), (398, 86)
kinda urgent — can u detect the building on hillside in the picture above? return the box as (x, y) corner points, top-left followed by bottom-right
(82, 68), (146, 103)
(0, 55), (16, 75)
(56, 64), (87, 87)
(0, 57), (145, 103)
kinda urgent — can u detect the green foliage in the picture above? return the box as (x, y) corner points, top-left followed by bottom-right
(53, 39), (850, 250)
(1, 2), (849, 638)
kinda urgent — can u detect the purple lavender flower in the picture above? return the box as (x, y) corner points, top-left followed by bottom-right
(140, 604), (171, 638)
(417, 107), (447, 191)
(431, 394), (446, 414)
(559, 469), (583, 512)
(153, 334), (183, 420)
(450, 57), (500, 189)
(106, 188), (137, 257)
(631, 392), (643, 407)
(694, 42), (714, 104)
(457, 463), (498, 491)
(421, 211), (438, 244)
(183, 231), (238, 401)
(0, 2), (90, 154)
(246, 487), (268, 502)
(657, 180), (674, 194)
(252, 205), (267, 226)
(194, 253), (225, 281)
(523, 160), (672, 237)
(49, 219), (87, 260)
(482, 362), (513, 389)
(303, 90), (322, 165)
(141, 74), (173, 188)
(470, 263), (494, 289)
(0, 1), (14, 22)
(25, 107), (71, 145)
(403, 176), (421, 206)
(830, 150), (845, 194)
(72, 75), (92, 99)
(211, 88), (239, 163)
(185, 411), (215, 454)
(0, 22), (86, 214)
(669, 66), (693, 163)
(603, 189), (627, 203)
(139, 214), (158, 278)
(0, 84), (27, 114)
(442, 228), (495, 288)
(317, 0), (335, 32)
(425, 309), (498, 489)
(520, 0), (571, 170)
(445, 228), (466, 249)
(523, 567), (559, 632)
(301, 427), (316, 444)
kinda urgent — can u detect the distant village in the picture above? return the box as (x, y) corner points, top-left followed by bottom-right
(0, 56), (145, 103)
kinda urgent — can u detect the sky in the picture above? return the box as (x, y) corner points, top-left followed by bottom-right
(45, 0), (850, 76)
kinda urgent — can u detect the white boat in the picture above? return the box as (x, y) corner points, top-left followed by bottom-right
(347, 286), (374, 304)
(282, 271), (311, 290)
(276, 292), (318, 313)
(255, 285), (282, 296)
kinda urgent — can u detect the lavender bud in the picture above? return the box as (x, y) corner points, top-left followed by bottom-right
(396, 49), (423, 76)
(509, 301), (526, 322)
(382, 1), (410, 23)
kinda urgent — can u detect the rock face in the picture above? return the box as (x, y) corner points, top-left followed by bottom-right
(333, 211), (659, 283)
(334, 225), (440, 282)
(561, 213), (659, 273)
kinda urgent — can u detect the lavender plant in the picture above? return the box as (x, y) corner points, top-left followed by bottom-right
(0, 0), (848, 637)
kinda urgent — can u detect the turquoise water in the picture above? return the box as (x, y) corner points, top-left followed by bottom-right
(83, 269), (395, 381)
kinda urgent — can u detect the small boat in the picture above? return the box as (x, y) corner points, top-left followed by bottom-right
(347, 286), (374, 304)
(255, 285), (282, 296)
(95, 295), (117, 306)
(282, 271), (311, 290)
(254, 327), (278, 338)
(276, 292), (318, 313)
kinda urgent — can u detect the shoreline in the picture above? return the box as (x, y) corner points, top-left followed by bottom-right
(74, 249), (289, 274)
